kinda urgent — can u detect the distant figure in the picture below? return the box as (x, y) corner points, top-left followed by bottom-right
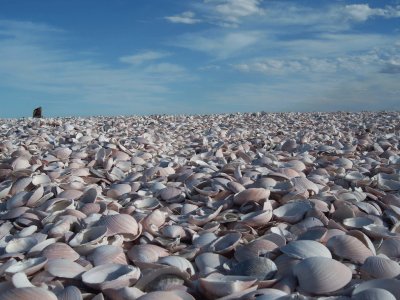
(33, 107), (42, 118)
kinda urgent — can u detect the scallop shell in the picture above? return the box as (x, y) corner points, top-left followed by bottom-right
(41, 242), (80, 261)
(157, 256), (195, 276)
(56, 286), (83, 300)
(327, 235), (374, 264)
(230, 257), (277, 280)
(352, 278), (400, 299)
(127, 244), (169, 265)
(208, 232), (241, 254)
(82, 263), (140, 290)
(88, 245), (128, 266)
(360, 255), (400, 279)
(5, 257), (47, 276)
(233, 188), (270, 205)
(96, 214), (140, 240)
(234, 239), (279, 262)
(377, 238), (400, 258)
(136, 291), (195, 300)
(45, 258), (86, 279)
(199, 274), (257, 299)
(0, 287), (57, 300)
(293, 257), (352, 295)
(6, 237), (37, 254)
(279, 240), (332, 259)
(273, 201), (312, 223)
(195, 252), (229, 274)
(352, 288), (396, 300)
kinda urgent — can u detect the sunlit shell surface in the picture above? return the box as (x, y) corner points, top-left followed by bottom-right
(0, 111), (399, 299)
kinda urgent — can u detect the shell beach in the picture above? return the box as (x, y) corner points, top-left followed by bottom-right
(0, 111), (400, 299)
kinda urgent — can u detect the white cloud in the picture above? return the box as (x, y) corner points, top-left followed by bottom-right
(208, 0), (265, 23)
(381, 59), (400, 73)
(119, 51), (170, 65)
(343, 4), (400, 22)
(165, 11), (201, 24)
(173, 30), (263, 59)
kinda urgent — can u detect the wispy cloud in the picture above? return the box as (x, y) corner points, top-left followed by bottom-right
(172, 30), (263, 59)
(119, 51), (170, 65)
(165, 11), (201, 24)
(0, 20), (190, 116)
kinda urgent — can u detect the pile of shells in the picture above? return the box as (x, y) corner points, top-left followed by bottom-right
(0, 111), (399, 299)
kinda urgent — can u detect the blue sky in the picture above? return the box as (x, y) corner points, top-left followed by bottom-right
(0, 0), (399, 117)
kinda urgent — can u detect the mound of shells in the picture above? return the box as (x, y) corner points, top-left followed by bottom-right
(0, 111), (400, 299)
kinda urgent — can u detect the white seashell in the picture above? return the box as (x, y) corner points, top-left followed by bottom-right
(293, 257), (352, 295)
(88, 245), (127, 266)
(360, 255), (400, 279)
(11, 272), (35, 288)
(199, 274), (257, 299)
(352, 278), (400, 299)
(5, 257), (47, 276)
(45, 258), (86, 279)
(273, 201), (312, 223)
(158, 256), (195, 276)
(6, 237), (37, 254)
(82, 263), (140, 290)
(279, 240), (332, 259)
(0, 287), (58, 300)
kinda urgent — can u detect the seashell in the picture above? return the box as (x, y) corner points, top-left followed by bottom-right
(79, 188), (98, 203)
(32, 174), (51, 185)
(241, 288), (287, 300)
(195, 252), (229, 275)
(293, 257), (352, 295)
(96, 214), (140, 241)
(158, 256), (195, 276)
(53, 147), (72, 159)
(88, 245), (127, 266)
(273, 201), (312, 223)
(107, 183), (131, 198)
(161, 225), (186, 239)
(127, 244), (169, 265)
(11, 157), (31, 170)
(0, 206), (30, 220)
(360, 255), (400, 279)
(56, 286), (83, 300)
(362, 224), (397, 239)
(0, 287), (57, 300)
(208, 232), (241, 254)
(136, 291), (195, 300)
(41, 242), (80, 261)
(45, 258), (86, 279)
(11, 272), (35, 288)
(134, 198), (160, 210)
(0, 180), (13, 199)
(230, 257), (277, 280)
(5, 257), (47, 276)
(352, 278), (400, 299)
(69, 226), (108, 254)
(327, 234), (374, 264)
(234, 239), (278, 262)
(160, 187), (184, 202)
(233, 188), (270, 205)
(343, 217), (374, 229)
(133, 265), (189, 292)
(82, 263), (140, 290)
(6, 191), (30, 210)
(58, 189), (83, 200)
(352, 288), (396, 300)
(279, 240), (332, 259)
(6, 237), (37, 254)
(188, 206), (223, 226)
(199, 274), (257, 299)
(378, 238), (400, 258)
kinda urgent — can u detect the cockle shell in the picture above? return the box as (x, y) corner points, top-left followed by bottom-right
(233, 188), (270, 205)
(293, 257), (352, 295)
(88, 245), (128, 266)
(81, 263), (140, 290)
(279, 240), (332, 259)
(96, 214), (140, 240)
(230, 257), (277, 280)
(273, 201), (312, 223)
(0, 287), (57, 300)
(327, 235), (374, 264)
(127, 244), (169, 265)
(5, 257), (47, 276)
(45, 258), (86, 279)
(56, 286), (83, 300)
(360, 255), (400, 279)
(199, 274), (257, 299)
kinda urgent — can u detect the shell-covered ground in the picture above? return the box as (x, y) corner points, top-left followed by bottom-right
(0, 111), (400, 300)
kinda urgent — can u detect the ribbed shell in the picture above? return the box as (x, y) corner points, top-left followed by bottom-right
(327, 235), (374, 264)
(279, 240), (332, 259)
(360, 255), (400, 279)
(293, 257), (352, 295)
